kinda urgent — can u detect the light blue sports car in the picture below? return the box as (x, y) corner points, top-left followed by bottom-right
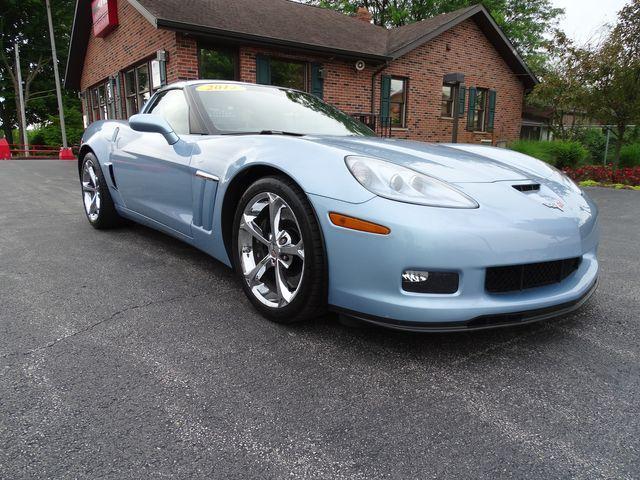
(79, 80), (599, 331)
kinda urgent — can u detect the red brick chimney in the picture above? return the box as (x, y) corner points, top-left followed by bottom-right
(355, 7), (373, 23)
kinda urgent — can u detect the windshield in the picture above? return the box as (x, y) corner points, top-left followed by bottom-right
(191, 83), (374, 136)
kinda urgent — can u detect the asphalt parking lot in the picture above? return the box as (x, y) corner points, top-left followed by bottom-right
(1, 160), (639, 479)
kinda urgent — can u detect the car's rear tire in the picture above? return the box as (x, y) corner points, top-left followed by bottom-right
(80, 153), (121, 229)
(232, 176), (327, 323)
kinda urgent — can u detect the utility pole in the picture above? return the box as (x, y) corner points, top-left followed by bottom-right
(14, 43), (29, 156)
(603, 127), (611, 166)
(45, 0), (67, 148)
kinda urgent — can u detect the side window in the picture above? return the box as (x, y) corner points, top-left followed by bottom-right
(149, 89), (190, 135)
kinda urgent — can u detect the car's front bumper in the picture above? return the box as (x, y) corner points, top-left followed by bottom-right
(308, 192), (599, 331)
(335, 277), (598, 332)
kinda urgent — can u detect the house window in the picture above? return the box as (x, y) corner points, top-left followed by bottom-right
(199, 46), (237, 80)
(473, 88), (488, 132)
(441, 83), (455, 118)
(124, 63), (153, 116)
(84, 79), (118, 123)
(270, 59), (306, 91)
(389, 78), (407, 128)
(91, 87), (100, 121)
(98, 84), (108, 119)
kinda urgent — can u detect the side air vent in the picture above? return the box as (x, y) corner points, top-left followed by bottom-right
(513, 183), (540, 192)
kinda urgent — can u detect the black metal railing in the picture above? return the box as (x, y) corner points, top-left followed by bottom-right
(350, 113), (392, 138)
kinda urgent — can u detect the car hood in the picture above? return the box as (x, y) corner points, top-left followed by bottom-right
(304, 136), (551, 184)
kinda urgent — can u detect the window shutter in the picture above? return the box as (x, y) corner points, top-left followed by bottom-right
(380, 75), (391, 127)
(311, 63), (324, 99)
(256, 55), (271, 85)
(466, 86), (477, 131)
(487, 89), (497, 132)
(457, 86), (466, 118)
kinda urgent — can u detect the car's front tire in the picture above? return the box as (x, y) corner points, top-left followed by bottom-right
(80, 153), (121, 229)
(232, 176), (327, 323)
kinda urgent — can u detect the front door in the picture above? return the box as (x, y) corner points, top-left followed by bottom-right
(111, 89), (195, 236)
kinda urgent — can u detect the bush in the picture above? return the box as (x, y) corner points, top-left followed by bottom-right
(509, 140), (555, 163)
(574, 128), (606, 163)
(509, 140), (587, 168)
(547, 141), (588, 168)
(28, 128), (46, 147)
(564, 165), (640, 186)
(618, 144), (640, 168)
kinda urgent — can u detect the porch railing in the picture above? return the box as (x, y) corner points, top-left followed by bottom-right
(350, 113), (392, 138)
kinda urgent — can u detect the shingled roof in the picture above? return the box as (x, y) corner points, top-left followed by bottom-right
(65, 0), (537, 89)
(133, 0), (389, 58)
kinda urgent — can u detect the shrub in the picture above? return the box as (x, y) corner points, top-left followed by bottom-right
(574, 128), (606, 163)
(564, 165), (640, 186)
(618, 144), (640, 168)
(509, 140), (587, 168)
(28, 128), (46, 147)
(579, 180), (600, 187)
(509, 140), (555, 164)
(547, 141), (588, 168)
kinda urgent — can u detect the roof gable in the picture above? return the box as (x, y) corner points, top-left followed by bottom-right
(386, 5), (537, 89)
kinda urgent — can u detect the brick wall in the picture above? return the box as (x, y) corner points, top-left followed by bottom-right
(238, 46), (377, 116)
(80, 1), (176, 90)
(80, 1), (203, 91)
(80, 6), (524, 144)
(374, 19), (524, 144)
(234, 19), (524, 144)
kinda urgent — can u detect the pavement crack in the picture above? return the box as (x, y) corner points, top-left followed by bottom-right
(1, 292), (211, 363)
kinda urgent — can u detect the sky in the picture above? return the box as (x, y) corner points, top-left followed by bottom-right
(552, 0), (630, 46)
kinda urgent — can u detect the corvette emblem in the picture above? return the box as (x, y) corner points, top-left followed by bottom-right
(542, 199), (565, 212)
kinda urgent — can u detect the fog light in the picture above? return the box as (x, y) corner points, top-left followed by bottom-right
(402, 270), (429, 283)
(402, 270), (459, 294)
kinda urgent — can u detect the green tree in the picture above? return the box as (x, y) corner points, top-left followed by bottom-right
(527, 31), (588, 140)
(302, 0), (563, 72)
(580, 0), (640, 166)
(0, 0), (80, 146)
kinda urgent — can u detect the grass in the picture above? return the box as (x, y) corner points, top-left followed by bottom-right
(579, 180), (640, 191)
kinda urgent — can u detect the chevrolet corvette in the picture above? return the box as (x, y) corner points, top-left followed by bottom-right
(78, 80), (599, 331)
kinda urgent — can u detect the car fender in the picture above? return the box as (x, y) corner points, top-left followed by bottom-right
(188, 135), (375, 266)
(80, 120), (129, 206)
(191, 135), (375, 204)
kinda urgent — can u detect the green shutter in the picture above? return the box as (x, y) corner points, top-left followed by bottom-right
(457, 86), (466, 118)
(380, 75), (391, 127)
(487, 89), (497, 132)
(311, 63), (324, 99)
(466, 86), (477, 131)
(256, 55), (271, 85)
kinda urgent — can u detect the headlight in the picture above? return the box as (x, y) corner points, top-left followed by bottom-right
(345, 156), (478, 209)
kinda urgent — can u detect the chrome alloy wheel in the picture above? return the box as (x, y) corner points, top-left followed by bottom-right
(238, 192), (305, 308)
(82, 159), (101, 222)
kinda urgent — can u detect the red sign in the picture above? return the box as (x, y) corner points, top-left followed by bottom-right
(92, 0), (119, 38)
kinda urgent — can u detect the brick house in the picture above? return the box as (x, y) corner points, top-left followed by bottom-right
(65, 0), (537, 144)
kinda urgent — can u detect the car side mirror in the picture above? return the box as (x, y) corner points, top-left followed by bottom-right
(129, 114), (179, 145)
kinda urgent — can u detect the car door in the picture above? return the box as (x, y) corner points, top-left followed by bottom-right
(111, 89), (195, 237)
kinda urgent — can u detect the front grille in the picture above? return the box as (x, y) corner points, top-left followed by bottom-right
(485, 257), (581, 293)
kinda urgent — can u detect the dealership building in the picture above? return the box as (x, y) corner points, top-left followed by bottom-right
(65, 0), (537, 144)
